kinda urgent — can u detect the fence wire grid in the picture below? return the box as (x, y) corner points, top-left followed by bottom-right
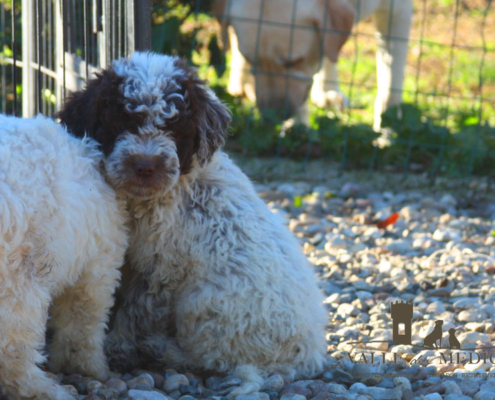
(152, 0), (495, 181)
(0, 0), (494, 181)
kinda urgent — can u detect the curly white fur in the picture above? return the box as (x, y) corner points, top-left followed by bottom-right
(0, 115), (127, 400)
(101, 53), (329, 396)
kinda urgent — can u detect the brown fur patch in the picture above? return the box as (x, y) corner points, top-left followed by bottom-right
(57, 69), (145, 156)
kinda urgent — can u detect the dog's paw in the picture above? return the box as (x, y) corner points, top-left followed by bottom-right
(31, 383), (77, 400)
(312, 90), (349, 110)
(88, 367), (117, 382)
(104, 334), (141, 373)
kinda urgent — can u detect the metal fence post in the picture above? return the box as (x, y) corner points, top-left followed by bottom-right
(21, 0), (36, 117)
(134, 0), (151, 51)
(55, 0), (64, 110)
(126, 0), (151, 54)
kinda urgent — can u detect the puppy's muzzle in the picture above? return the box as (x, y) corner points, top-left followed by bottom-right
(134, 159), (156, 179)
(123, 155), (169, 190)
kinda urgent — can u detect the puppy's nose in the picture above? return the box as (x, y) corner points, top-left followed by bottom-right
(134, 159), (155, 178)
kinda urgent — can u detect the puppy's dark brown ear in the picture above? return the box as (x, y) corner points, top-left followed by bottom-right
(194, 84), (231, 166)
(57, 70), (139, 156)
(176, 60), (231, 167)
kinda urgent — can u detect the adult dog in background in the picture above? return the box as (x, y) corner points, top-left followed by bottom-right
(0, 115), (127, 399)
(58, 51), (328, 395)
(215, 0), (413, 129)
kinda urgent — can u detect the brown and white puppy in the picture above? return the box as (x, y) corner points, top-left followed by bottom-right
(216, 0), (413, 129)
(58, 52), (328, 396)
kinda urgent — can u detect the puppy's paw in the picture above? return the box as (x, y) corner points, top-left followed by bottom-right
(104, 333), (141, 373)
(28, 383), (76, 400)
(87, 367), (116, 383)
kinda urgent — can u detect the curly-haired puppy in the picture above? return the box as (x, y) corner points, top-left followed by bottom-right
(0, 115), (127, 399)
(58, 52), (328, 395)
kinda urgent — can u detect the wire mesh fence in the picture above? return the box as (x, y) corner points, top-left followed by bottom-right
(0, 0), (151, 118)
(151, 0), (495, 181)
(0, 0), (493, 181)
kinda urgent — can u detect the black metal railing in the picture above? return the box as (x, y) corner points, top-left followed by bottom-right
(0, 0), (151, 118)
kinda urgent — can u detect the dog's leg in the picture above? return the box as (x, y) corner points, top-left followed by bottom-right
(310, 57), (348, 110)
(105, 272), (177, 372)
(373, 0), (413, 131)
(227, 26), (254, 100)
(228, 365), (265, 397)
(0, 282), (73, 400)
(49, 263), (120, 381)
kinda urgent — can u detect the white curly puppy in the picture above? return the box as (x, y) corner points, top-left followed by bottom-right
(0, 115), (128, 400)
(58, 52), (328, 395)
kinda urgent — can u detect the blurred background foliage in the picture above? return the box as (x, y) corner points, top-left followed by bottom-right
(1, 0), (494, 177)
(150, 0), (495, 178)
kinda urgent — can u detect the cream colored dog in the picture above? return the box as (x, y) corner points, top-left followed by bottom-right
(215, 0), (413, 129)
(0, 115), (128, 399)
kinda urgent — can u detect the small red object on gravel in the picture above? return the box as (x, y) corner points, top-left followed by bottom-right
(376, 212), (399, 229)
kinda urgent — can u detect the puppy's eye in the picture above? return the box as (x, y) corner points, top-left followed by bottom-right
(284, 57), (304, 69)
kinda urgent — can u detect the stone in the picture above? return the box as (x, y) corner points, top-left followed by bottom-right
(92, 388), (119, 400)
(340, 182), (360, 198)
(458, 309), (488, 322)
(385, 240), (413, 254)
(62, 374), (86, 394)
(262, 375), (285, 392)
(205, 377), (222, 390)
(440, 194), (457, 208)
(106, 378), (128, 393)
(349, 383), (367, 393)
(357, 387), (402, 400)
(474, 392), (495, 400)
(152, 374), (165, 391)
(425, 394), (442, 400)
(337, 303), (360, 318)
(164, 375), (189, 393)
(443, 382), (462, 395)
(82, 395), (99, 400)
(393, 378), (411, 391)
(458, 380), (481, 397)
(279, 385), (311, 398)
(458, 331), (490, 344)
(139, 374), (155, 388)
(127, 390), (170, 400)
(127, 379), (152, 391)
(236, 395), (265, 400)
(280, 395), (307, 400)
(178, 385), (201, 396)
(426, 301), (446, 314)
(444, 395), (473, 400)
(128, 377), (154, 391)
(432, 229), (461, 243)
(87, 380), (106, 392)
(261, 388), (280, 400)
(219, 376), (242, 389)
(63, 385), (78, 397)
(327, 383), (347, 394)
(168, 390), (181, 400)
(307, 380), (328, 396)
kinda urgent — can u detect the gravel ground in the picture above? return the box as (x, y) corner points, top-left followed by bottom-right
(12, 174), (495, 400)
